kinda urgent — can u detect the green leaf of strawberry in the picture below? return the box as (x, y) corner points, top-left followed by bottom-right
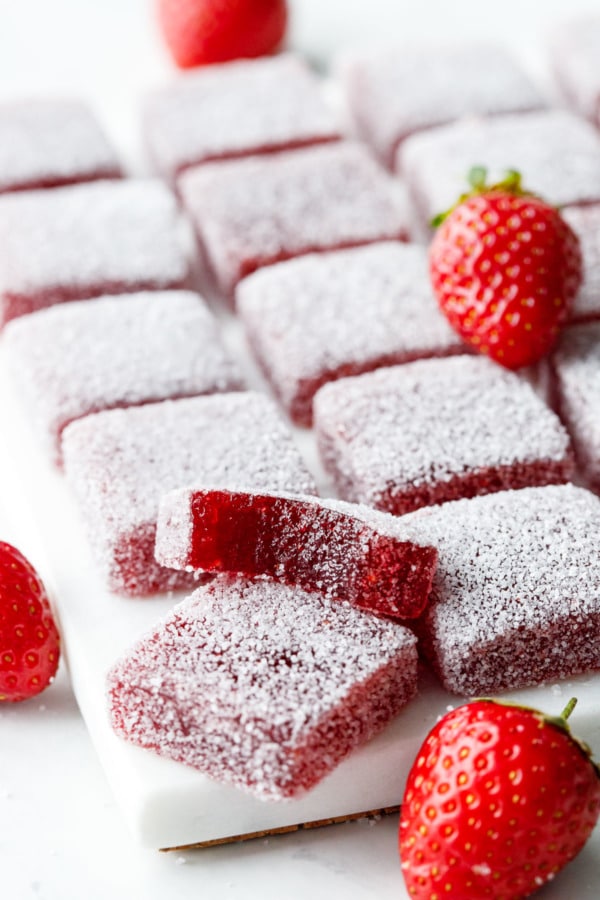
(429, 168), (583, 369)
(0, 541), (60, 702)
(399, 698), (600, 899)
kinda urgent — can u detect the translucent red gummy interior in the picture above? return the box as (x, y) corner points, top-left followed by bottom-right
(156, 488), (438, 618)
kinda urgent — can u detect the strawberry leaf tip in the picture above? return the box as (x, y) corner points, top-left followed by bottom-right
(431, 166), (526, 228)
(467, 164), (488, 192)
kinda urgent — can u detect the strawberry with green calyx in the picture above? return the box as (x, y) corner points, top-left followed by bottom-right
(399, 697), (600, 899)
(429, 167), (582, 369)
(0, 541), (60, 702)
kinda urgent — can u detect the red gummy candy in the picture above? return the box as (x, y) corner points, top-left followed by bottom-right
(155, 487), (438, 618)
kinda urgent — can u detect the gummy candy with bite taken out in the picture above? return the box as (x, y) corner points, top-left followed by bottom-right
(155, 486), (438, 619)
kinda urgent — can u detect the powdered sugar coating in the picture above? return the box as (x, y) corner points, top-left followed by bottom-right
(399, 111), (600, 228)
(314, 356), (573, 514)
(236, 242), (466, 425)
(143, 54), (340, 181)
(62, 393), (317, 595)
(0, 98), (121, 193)
(178, 142), (412, 300)
(0, 179), (189, 326)
(155, 487), (438, 618)
(552, 323), (600, 491)
(3, 291), (243, 464)
(401, 484), (600, 694)
(107, 575), (418, 799)
(549, 16), (600, 124)
(563, 205), (600, 323)
(338, 42), (544, 167)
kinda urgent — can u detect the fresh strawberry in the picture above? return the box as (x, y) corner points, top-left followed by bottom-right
(0, 541), (60, 702)
(157, 0), (288, 69)
(429, 168), (582, 369)
(399, 698), (600, 899)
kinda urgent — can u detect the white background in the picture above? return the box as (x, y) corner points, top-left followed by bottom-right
(2, 1), (600, 898)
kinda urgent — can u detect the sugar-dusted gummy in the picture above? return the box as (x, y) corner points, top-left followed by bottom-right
(338, 42), (544, 167)
(236, 242), (466, 425)
(563, 205), (600, 324)
(155, 487), (437, 618)
(399, 110), (600, 229)
(108, 575), (418, 799)
(4, 291), (243, 464)
(178, 142), (412, 301)
(403, 484), (600, 694)
(143, 54), (340, 181)
(549, 15), (600, 127)
(0, 179), (189, 327)
(62, 393), (317, 596)
(314, 356), (573, 515)
(0, 98), (121, 194)
(551, 322), (600, 492)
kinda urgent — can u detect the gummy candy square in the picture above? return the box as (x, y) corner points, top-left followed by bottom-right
(108, 575), (418, 798)
(0, 179), (189, 327)
(0, 98), (121, 194)
(143, 54), (340, 181)
(62, 393), (317, 595)
(314, 356), (573, 514)
(237, 242), (465, 425)
(404, 484), (600, 694)
(552, 322), (600, 492)
(155, 487), (437, 619)
(4, 290), (242, 464)
(179, 142), (412, 300)
(338, 42), (543, 167)
(400, 111), (600, 229)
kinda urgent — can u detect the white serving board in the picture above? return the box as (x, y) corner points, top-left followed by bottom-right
(1, 332), (600, 853)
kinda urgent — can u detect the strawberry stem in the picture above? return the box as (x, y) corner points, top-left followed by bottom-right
(431, 167), (528, 228)
(561, 697), (578, 721)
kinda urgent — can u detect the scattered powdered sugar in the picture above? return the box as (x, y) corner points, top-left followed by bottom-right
(337, 42), (544, 166)
(548, 15), (600, 122)
(314, 356), (573, 514)
(3, 290), (243, 464)
(154, 486), (438, 618)
(552, 322), (600, 489)
(107, 575), (418, 799)
(0, 179), (189, 325)
(61, 393), (317, 595)
(562, 205), (600, 323)
(236, 242), (465, 425)
(0, 98), (121, 193)
(399, 110), (600, 227)
(401, 484), (600, 694)
(178, 142), (412, 299)
(143, 54), (340, 180)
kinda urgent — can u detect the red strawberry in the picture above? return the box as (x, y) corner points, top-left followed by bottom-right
(0, 541), (60, 702)
(399, 698), (600, 899)
(157, 0), (288, 69)
(429, 168), (582, 369)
